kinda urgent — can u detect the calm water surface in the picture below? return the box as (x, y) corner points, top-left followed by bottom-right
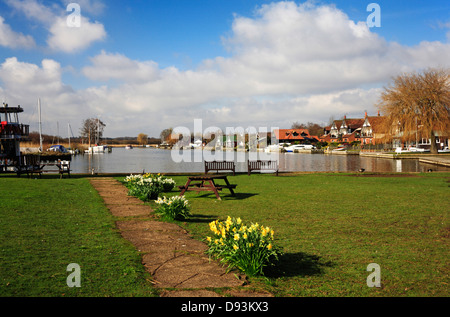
(70, 148), (450, 174)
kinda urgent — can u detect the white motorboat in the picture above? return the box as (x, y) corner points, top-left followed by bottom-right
(285, 144), (315, 152)
(85, 145), (106, 154)
(264, 144), (282, 152)
(189, 139), (203, 149)
(408, 146), (429, 152)
(395, 146), (430, 153)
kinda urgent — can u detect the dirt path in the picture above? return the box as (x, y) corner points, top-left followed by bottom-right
(89, 178), (272, 297)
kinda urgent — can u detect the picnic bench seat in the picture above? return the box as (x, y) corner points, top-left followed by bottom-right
(247, 160), (279, 176)
(205, 160), (235, 176)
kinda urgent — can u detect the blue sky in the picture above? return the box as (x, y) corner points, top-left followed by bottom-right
(4, 1), (449, 69)
(0, 0), (449, 137)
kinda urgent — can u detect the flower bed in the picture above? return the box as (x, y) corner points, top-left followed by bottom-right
(124, 173), (176, 201)
(205, 216), (281, 276)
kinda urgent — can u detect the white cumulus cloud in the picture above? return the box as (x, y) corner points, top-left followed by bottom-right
(2, 1), (450, 137)
(0, 16), (35, 49)
(82, 51), (160, 83)
(5, 0), (106, 53)
(47, 16), (106, 53)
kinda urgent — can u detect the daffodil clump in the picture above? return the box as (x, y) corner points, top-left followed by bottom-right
(154, 195), (191, 220)
(205, 216), (280, 276)
(124, 173), (176, 201)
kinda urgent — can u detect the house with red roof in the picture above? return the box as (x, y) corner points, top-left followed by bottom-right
(274, 129), (318, 144)
(320, 116), (364, 143)
(318, 111), (448, 150)
(360, 112), (387, 145)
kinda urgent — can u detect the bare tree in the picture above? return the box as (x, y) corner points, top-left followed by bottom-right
(160, 128), (173, 144)
(137, 133), (148, 145)
(377, 68), (450, 153)
(291, 121), (324, 136)
(291, 121), (307, 129)
(80, 118), (106, 145)
(306, 122), (324, 136)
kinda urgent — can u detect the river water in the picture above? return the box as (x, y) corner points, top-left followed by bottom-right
(70, 148), (450, 174)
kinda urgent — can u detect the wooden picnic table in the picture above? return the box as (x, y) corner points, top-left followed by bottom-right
(39, 160), (71, 178)
(178, 174), (237, 200)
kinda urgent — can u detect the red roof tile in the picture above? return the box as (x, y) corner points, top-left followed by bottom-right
(274, 129), (311, 140)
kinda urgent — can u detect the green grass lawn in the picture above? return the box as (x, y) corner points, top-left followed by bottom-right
(1, 172), (448, 297)
(152, 172), (450, 297)
(0, 175), (157, 297)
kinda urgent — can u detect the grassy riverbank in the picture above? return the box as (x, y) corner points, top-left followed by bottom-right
(1, 172), (448, 297)
(0, 176), (157, 297)
(152, 172), (450, 297)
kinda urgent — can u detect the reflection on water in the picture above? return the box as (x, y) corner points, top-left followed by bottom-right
(70, 148), (450, 174)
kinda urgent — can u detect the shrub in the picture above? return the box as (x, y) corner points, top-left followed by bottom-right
(205, 216), (281, 277)
(154, 195), (191, 220)
(161, 178), (176, 192)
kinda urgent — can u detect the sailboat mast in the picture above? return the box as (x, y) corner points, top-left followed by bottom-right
(68, 123), (71, 149)
(38, 98), (43, 152)
(97, 117), (100, 145)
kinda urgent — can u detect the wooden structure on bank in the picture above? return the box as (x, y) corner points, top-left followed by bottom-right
(0, 103), (30, 175)
(1, 102), (71, 177)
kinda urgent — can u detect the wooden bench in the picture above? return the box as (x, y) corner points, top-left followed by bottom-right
(16, 155), (44, 178)
(27, 155), (44, 178)
(247, 160), (279, 176)
(205, 160), (235, 176)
